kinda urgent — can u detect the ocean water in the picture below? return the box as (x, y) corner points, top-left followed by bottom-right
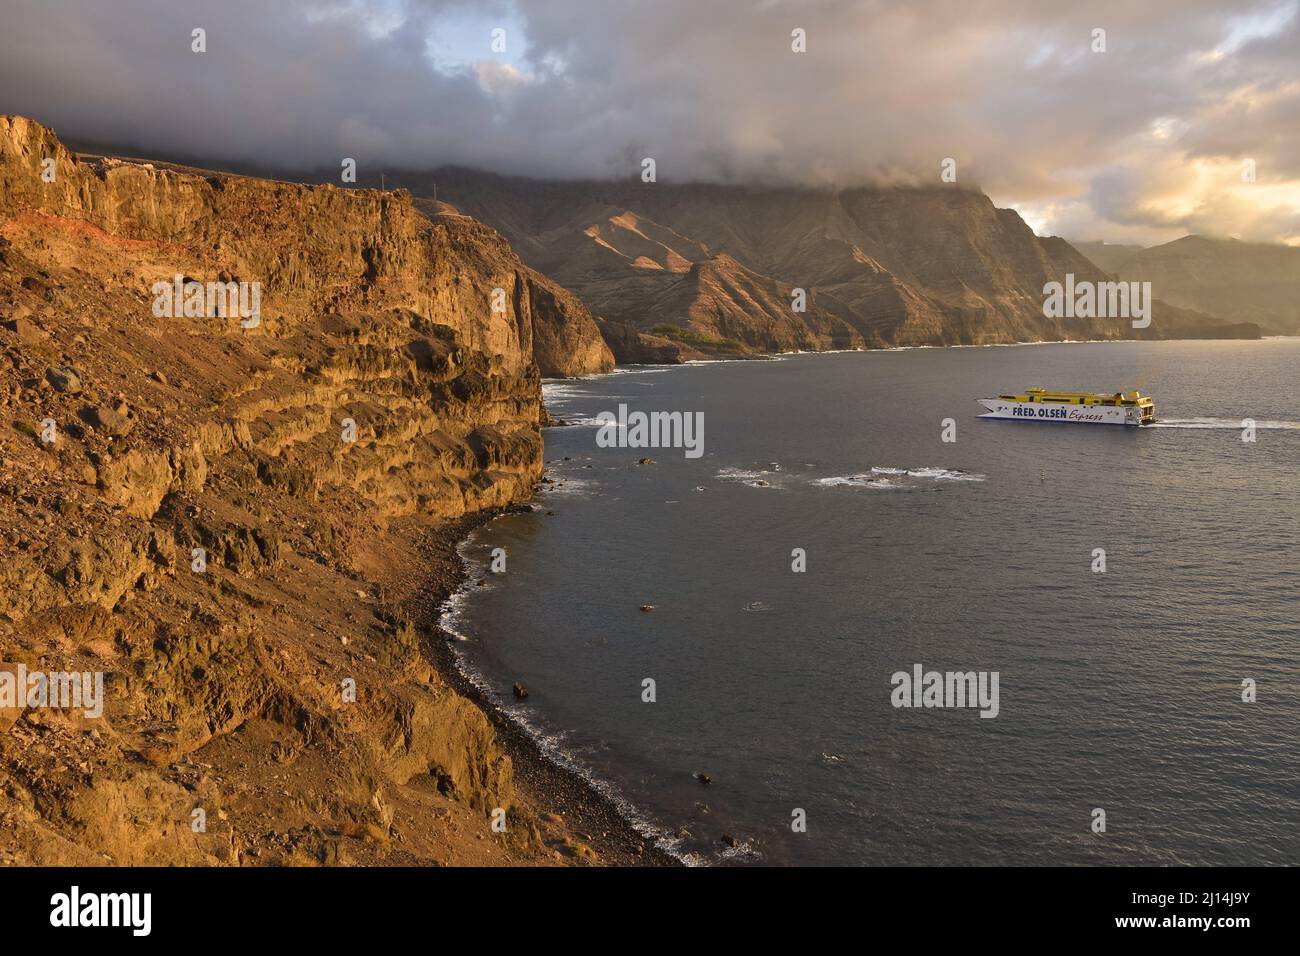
(443, 339), (1300, 865)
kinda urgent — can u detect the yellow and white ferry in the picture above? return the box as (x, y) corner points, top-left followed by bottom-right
(977, 387), (1155, 426)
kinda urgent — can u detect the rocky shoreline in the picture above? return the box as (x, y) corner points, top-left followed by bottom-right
(408, 508), (681, 866)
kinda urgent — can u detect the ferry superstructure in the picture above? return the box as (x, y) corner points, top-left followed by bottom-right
(977, 387), (1155, 426)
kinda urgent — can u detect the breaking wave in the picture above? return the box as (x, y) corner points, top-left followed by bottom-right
(716, 464), (985, 490)
(715, 466), (782, 489)
(558, 414), (624, 429)
(904, 467), (986, 481)
(814, 466), (986, 489)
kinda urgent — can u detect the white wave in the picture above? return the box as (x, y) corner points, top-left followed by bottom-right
(815, 466), (985, 488)
(715, 836), (761, 861)
(438, 589), (473, 642)
(438, 531), (497, 643)
(814, 475), (905, 489)
(1151, 418), (1300, 430)
(776, 347), (866, 355)
(715, 466), (783, 488)
(560, 414), (625, 429)
(542, 366), (672, 385)
(906, 466), (986, 481)
(540, 382), (587, 401)
(540, 473), (597, 497)
(603, 366), (682, 375)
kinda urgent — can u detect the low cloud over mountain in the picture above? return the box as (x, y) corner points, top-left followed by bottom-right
(1, 0), (1296, 244)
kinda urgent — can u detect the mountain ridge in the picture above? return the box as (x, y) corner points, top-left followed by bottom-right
(1073, 236), (1300, 336)
(409, 167), (1257, 360)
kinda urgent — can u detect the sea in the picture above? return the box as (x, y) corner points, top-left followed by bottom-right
(440, 338), (1300, 865)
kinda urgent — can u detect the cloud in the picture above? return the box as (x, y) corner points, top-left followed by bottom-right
(0, 0), (1296, 244)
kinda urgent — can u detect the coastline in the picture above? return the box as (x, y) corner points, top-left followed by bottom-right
(410, 509), (681, 867)
(699, 333), (1279, 364)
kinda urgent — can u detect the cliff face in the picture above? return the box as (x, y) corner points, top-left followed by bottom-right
(424, 168), (1254, 355)
(408, 198), (613, 376)
(0, 117), (624, 866)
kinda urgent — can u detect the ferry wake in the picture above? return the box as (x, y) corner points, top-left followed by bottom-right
(977, 387), (1156, 426)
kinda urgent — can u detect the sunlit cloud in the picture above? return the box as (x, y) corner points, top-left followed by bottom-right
(0, 0), (1295, 246)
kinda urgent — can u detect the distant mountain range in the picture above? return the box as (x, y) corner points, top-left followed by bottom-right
(1073, 237), (1300, 336)
(387, 168), (1257, 361)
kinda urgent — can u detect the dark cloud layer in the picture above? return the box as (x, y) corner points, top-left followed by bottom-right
(0, 0), (1296, 244)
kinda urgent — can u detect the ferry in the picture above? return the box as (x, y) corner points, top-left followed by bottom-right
(977, 387), (1155, 426)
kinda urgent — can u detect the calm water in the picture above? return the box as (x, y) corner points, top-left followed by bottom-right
(444, 340), (1300, 865)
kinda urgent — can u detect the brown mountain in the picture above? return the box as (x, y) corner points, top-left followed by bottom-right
(642, 253), (864, 353)
(406, 169), (1253, 358)
(1076, 236), (1300, 336)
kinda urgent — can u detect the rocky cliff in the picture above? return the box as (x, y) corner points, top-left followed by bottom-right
(421, 169), (1255, 357)
(0, 116), (640, 866)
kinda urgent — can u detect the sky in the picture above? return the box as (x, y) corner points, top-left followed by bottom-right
(0, 0), (1297, 246)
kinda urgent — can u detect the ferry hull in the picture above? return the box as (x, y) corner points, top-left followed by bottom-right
(977, 398), (1146, 426)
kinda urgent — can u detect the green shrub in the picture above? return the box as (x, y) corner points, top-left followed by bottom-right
(648, 324), (746, 352)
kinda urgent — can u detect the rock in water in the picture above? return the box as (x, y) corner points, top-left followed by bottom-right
(512, 681), (530, 700)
